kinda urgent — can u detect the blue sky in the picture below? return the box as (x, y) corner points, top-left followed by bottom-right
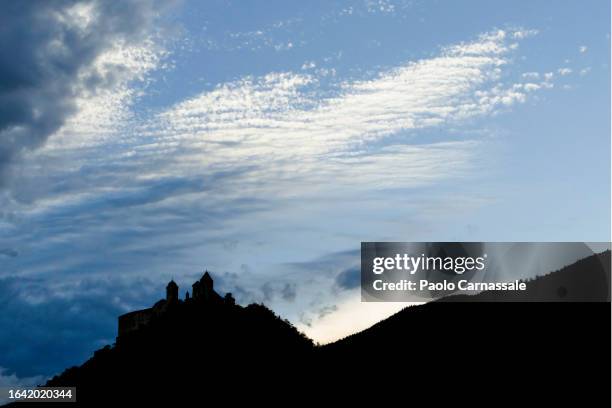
(0, 0), (609, 384)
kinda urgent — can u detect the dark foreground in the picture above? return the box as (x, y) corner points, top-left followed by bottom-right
(6, 253), (611, 406)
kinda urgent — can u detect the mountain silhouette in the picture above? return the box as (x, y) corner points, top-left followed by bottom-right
(5, 251), (610, 406)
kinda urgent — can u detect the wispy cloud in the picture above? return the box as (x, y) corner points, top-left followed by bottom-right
(2, 28), (554, 299)
(149, 29), (546, 196)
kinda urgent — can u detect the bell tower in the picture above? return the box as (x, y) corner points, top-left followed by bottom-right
(202, 271), (213, 291)
(166, 280), (179, 303)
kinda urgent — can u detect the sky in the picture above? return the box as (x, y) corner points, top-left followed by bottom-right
(0, 0), (610, 384)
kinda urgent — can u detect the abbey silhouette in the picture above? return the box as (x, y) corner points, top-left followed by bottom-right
(117, 271), (235, 340)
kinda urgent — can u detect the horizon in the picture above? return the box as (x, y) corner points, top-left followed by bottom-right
(0, 0), (610, 386)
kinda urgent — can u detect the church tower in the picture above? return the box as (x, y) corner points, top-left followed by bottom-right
(166, 280), (179, 303)
(192, 280), (201, 299)
(202, 271), (213, 291)
(191, 270), (223, 304)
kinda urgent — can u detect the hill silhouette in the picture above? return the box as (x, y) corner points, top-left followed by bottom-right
(5, 252), (610, 406)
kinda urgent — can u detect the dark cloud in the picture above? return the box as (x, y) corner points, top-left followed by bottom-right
(0, 275), (160, 379)
(335, 265), (360, 290)
(0, 367), (44, 390)
(0, 0), (174, 185)
(283, 249), (360, 277)
(260, 281), (298, 303)
(280, 283), (297, 302)
(299, 313), (312, 327)
(316, 304), (337, 319)
(0, 248), (18, 258)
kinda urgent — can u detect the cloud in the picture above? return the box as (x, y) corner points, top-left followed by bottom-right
(301, 61), (317, 70)
(260, 281), (298, 303)
(579, 45), (588, 53)
(204, 17), (304, 52)
(0, 367), (44, 388)
(152, 29), (545, 197)
(315, 304), (338, 319)
(7, 28), (547, 211)
(0, 248), (18, 258)
(522, 72), (540, 79)
(0, 367), (45, 404)
(281, 283), (297, 301)
(0, 275), (160, 379)
(1, 29), (553, 301)
(0, 0), (173, 185)
(0, 27), (557, 376)
(365, 0), (397, 14)
(336, 0), (417, 18)
(511, 29), (539, 39)
(557, 68), (573, 76)
(335, 266), (361, 290)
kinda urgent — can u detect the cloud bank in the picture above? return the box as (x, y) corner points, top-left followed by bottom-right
(0, 0), (172, 185)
